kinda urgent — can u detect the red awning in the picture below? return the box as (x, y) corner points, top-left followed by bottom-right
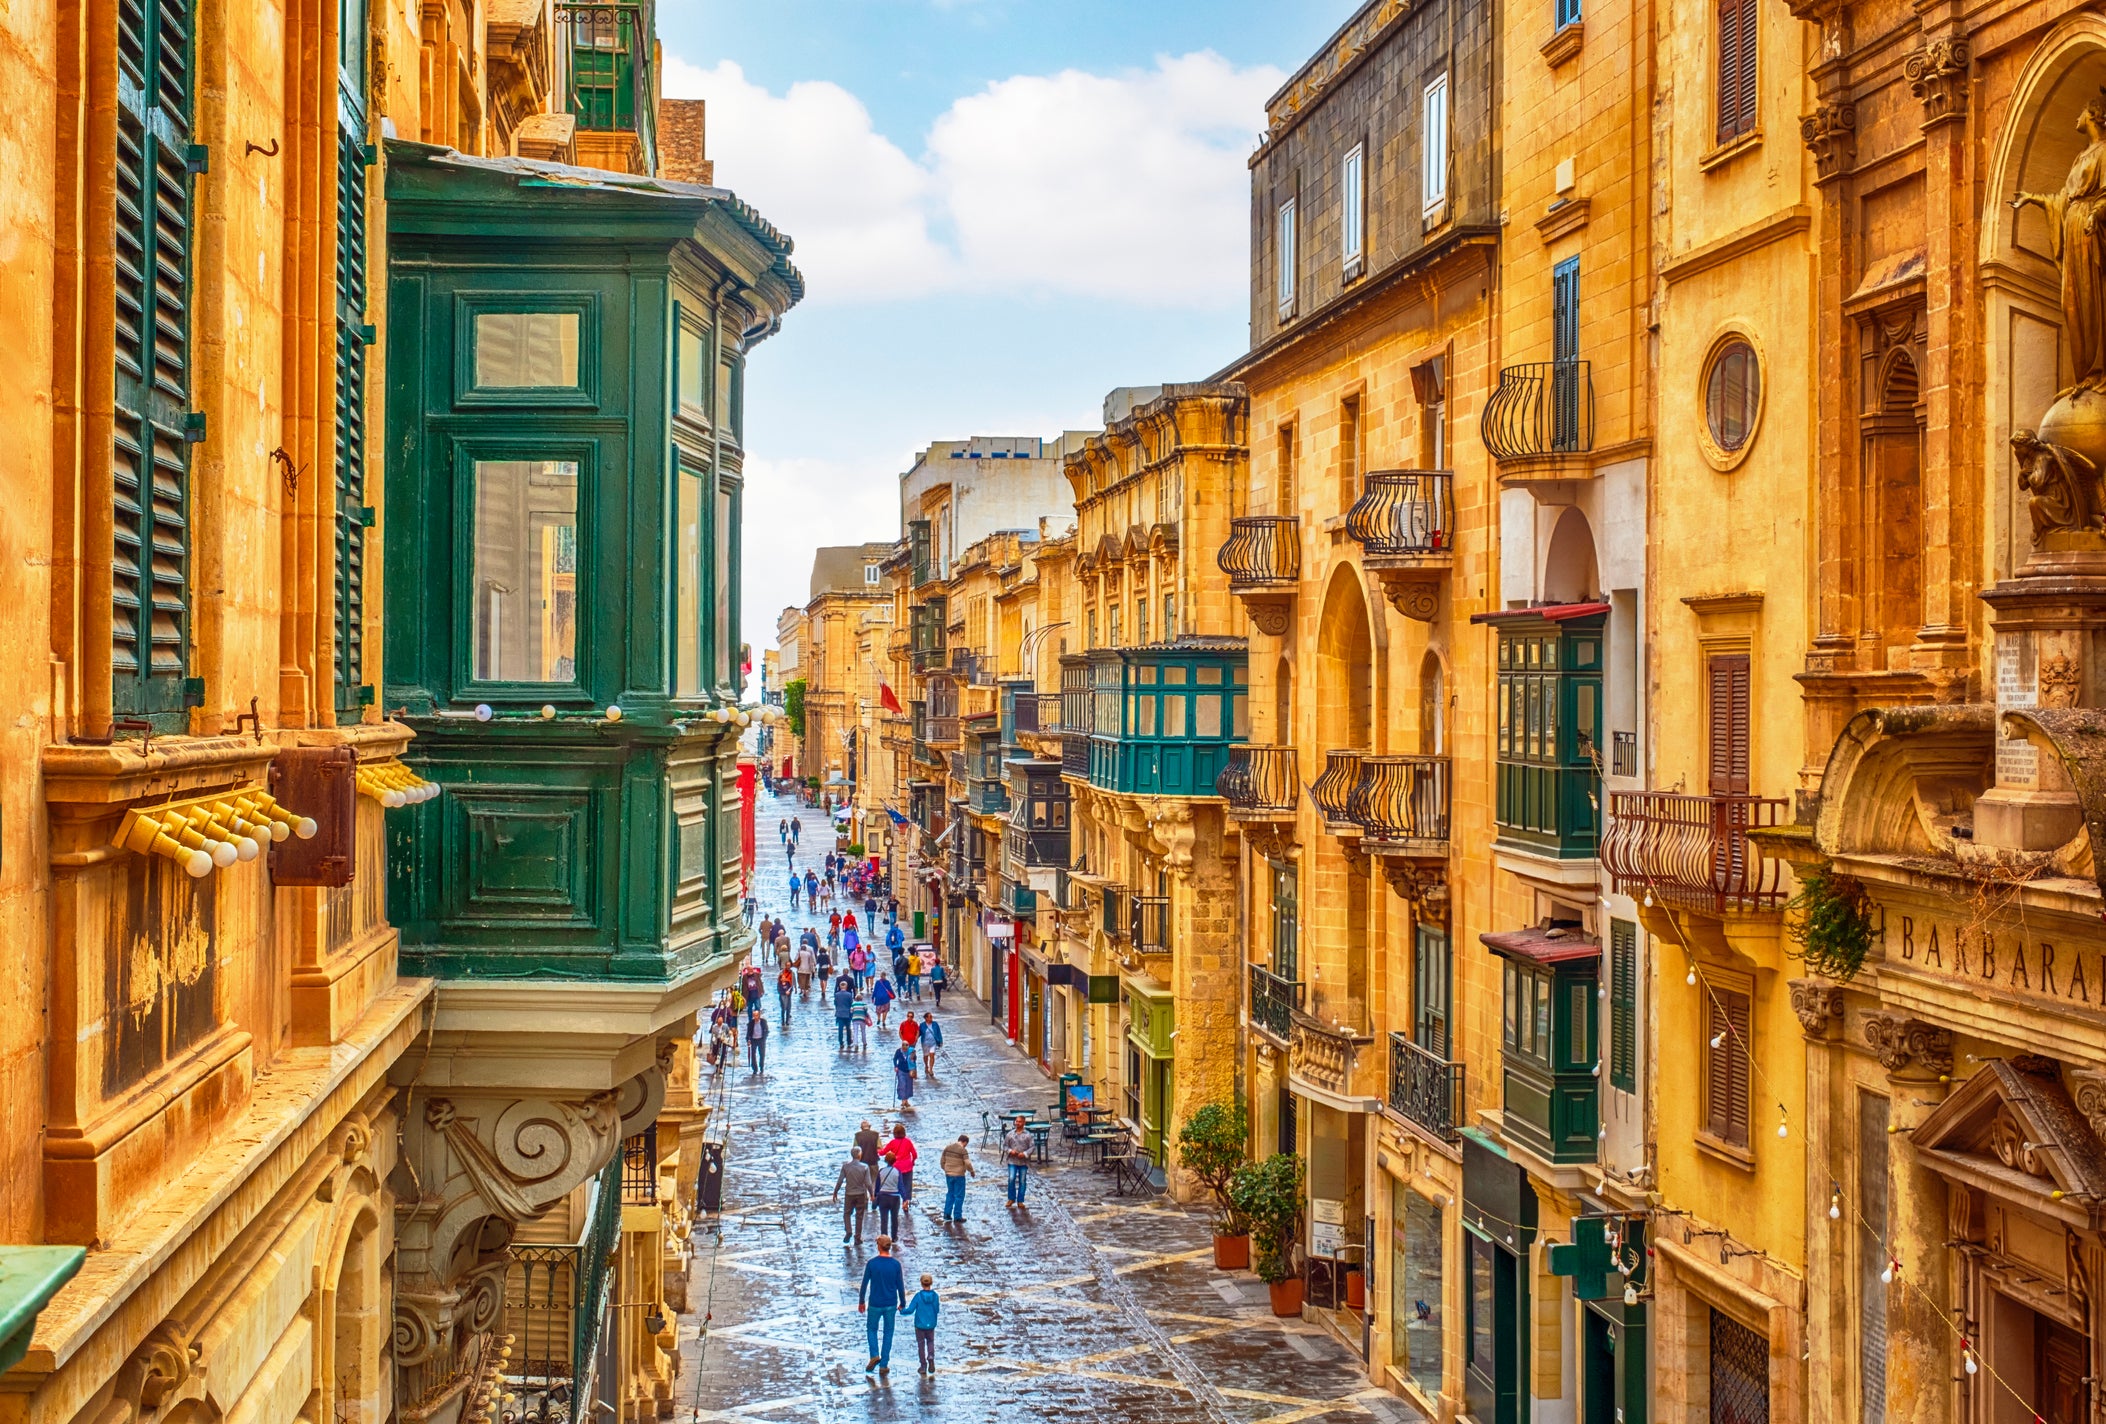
(1480, 926), (1601, 964)
(1469, 601), (1612, 626)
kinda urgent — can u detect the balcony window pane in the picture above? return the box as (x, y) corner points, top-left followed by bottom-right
(1052, 801), (1067, 829)
(1164, 664), (1187, 684)
(475, 313), (580, 388)
(1139, 663), (1158, 683)
(1533, 975), (1551, 1055)
(1197, 665), (1222, 684)
(675, 468), (703, 696)
(1568, 982), (1591, 1064)
(1503, 963), (1518, 1048)
(1196, 694), (1222, 738)
(473, 459), (579, 683)
(678, 325), (706, 412)
(1164, 695), (1186, 737)
(1233, 690), (1249, 738)
(1138, 694), (1156, 736)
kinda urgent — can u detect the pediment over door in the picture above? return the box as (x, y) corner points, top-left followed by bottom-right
(1911, 1058), (2106, 1229)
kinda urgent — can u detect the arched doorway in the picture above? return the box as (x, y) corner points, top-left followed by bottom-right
(1542, 507), (1599, 604)
(1316, 566), (1374, 1025)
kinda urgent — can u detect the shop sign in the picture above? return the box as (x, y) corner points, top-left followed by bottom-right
(1311, 1197), (1347, 1257)
(1886, 908), (2106, 1016)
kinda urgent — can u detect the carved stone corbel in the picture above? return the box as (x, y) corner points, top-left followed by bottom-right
(1243, 823), (1300, 865)
(1379, 858), (1449, 926)
(1800, 103), (1857, 181)
(2068, 1068), (2106, 1143)
(1903, 38), (1969, 125)
(1862, 1014), (1953, 1077)
(1143, 800), (1197, 879)
(1787, 979), (1845, 1039)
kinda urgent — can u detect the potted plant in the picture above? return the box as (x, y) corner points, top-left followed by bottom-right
(1230, 1152), (1306, 1315)
(1177, 1103), (1251, 1268)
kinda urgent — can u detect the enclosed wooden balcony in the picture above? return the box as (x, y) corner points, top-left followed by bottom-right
(1483, 360), (1594, 481)
(1344, 471), (1452, 622)
(1310, 749), (1365, 834)
(1217, 745), (1298, 823)
(1602, 790), (1790, 915)
(1347, 754), (1449, 858)
(1217, 516), (1300, 636)
(1388, 1033), (1464, 1142)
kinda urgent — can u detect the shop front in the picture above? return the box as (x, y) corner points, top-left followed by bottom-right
(1461, 1133), (1535, 1424)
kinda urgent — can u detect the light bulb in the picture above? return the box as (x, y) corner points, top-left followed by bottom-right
(541, 704), (557, 720)
(233, 836), (260, 862)
(1777, 1120), (1789, 1139)
(1711, 1033), (1724, 1049)
(1881, 1262), (1894, 1284)
(1643, 891), (1653, 907)
(383, 789), (405, 809)
(1686, 968), (1697, 986)
(1623, 1285), (1638, 1306)
(474, 703), (493, 722)
(209, 840), (238, 869)
(184, 849), (214, 878)
(606, 705), (623, 722)
(1829, 1201), (1841, 1220)
(267, 820), (290, 842)
(1597, 986), (1607, 999)
(295, 817), (318, 839)
(1965, 1354), (1978, 1376)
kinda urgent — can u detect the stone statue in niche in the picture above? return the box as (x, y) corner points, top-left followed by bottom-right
(2012, 89), (2106, 396)
(2013, 428), (2104, 539)
(2010, 90), (2106, 549)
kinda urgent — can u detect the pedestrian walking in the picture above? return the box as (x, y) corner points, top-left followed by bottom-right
(787, 868), (802, 910)
(873, 1158), (904, 1239)
(778, 818), (788, 847)
(939, 1133), (974, 1221)
(709, 1014), (733, 1072)
(776, 965), (794, 1028)
(815, 943), (833, 984)
(855, 1120), (883, 1173)
(928, 957), (947, 1008)
(833, 1147), (872, 1244)
(899, 1014), (920, 1052)
(833, 977), (855, 1051)
(886, 919), (905, 956)
(919, 1012), (942, 1077)
(847, 943), (868, 988)
(904, 947), (922, 1001)
(745, 1008), (769, 1075)
(881, 1124), (917, 1203)
(851, 992), (871, 1052)
(857, 1236), (905, 1375)
(796, 939), (816, 998)
(909, 1275), (941, 1375)
(872, 974), (895, 1029)
(1003, 1115), (1033, 1206)
(892, 1042), (916, 1113)
(804, 869), (818, 905)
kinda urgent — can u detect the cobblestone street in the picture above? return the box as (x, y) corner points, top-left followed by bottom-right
(676, 794), (1416, 1423)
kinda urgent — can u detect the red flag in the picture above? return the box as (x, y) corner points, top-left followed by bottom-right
(879, 681), (903, 714)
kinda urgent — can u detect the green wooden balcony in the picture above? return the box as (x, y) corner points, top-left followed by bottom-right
(1482, 606), (1605, 859)
(1083, 639), (1248, 798)
(1484, 926), (1600, 1165)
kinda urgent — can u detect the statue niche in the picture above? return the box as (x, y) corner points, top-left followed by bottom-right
(2010, 87), (2106, 558)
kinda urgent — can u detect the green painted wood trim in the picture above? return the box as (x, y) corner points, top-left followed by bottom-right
(0, 1247), (85, 1375)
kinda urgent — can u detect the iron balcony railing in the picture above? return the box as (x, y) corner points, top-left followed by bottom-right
(1217, 516), (1301, 588)
(1217, 745), (1299, 817)
(1310, 749), (1366, 826)
(1389, 1033), (1464, 1142)
(1249, 963), (1303, 1040)
(1130, 895), (1169, 952)
(1348, 755), (1450, 846)
(1345, 471), (1453, 556)
(1602, 790), (1791, 914)
(559, 3), (658, 169)
(620, 1126), (658, 1205)
(1482, 360), (1594, 459)
(1101, 886), (1126, 939)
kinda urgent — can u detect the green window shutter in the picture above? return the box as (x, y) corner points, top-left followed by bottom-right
(1609, 917), (1637, 1092)
(333, 109), (369, 713)
(113, 0), (196, 717)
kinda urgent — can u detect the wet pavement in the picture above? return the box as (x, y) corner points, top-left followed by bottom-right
(674, 790), (1419, 1423)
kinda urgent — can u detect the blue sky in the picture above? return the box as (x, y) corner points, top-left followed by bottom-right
(653, 0), (1352, 651)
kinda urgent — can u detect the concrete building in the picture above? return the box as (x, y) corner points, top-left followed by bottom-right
(798, 544), (893, 797)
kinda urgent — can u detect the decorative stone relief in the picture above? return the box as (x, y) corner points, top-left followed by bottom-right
(1800, 103), (1857, 180)
(1787, 979), (1845, 1038)
(1143, 800), (1197, 878)
(1862, 1014), (1953, 1076)
(1990, 1105), (2055, 1179)
(1380, 858), (1450, 927)
(1903, 38), (1970, 124)
(2069, 1068), (2106, 1141)
(2040, 654), (2083, 708)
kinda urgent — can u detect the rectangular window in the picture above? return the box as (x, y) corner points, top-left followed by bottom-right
(1414, 926), (1451, 1057)
(1609, 918), (1637, 1092)
(1716, 0), (1759, 145)
(1340, 395), (1362, 509)
(1276, 198), (1297, 316)
(1703, 984), (1753, 1148)
(112, 0), (199, 717)
(1135, 597), (1149, 645)
(1468, 1236), (1494, 1375)
(1394, 1185), (1444, 1395)
(334, 120), (369, 715)
(1271, 861), (1298, 981)
(1708, 1308), (1769, 1424)
(1341, 143), (1365, 268)
(1109, 604), (1122, 646)
(1422, 76), (1450, 213)
(863, 563), (880, 585)
(677, 324), (706, 412)
(675, 468), (704, 696)
(1552, 257), (1583, 451)
(1277, 422), (1297, 514)
(472, 459), (581, 684)
(1858, 1093), (1890, 1424)
(1413, 357), (1448, 468)
(1162, 593), (1175, 636)
(474, 312), (581, 388)
(1708, 653), (1752, 793)
(1557, 0), (1582, 30)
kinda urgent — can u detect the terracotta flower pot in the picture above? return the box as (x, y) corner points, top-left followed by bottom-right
(1268, 1277), (1304, 1317)
(1345, 1267), (1366, 1311)
(1213, 1233), (1251, 1270)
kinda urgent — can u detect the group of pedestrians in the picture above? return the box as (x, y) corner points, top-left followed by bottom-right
(833, 1121), (976, 1375)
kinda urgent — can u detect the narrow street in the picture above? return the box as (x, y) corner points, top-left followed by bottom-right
(676, 789), (1413, 1423)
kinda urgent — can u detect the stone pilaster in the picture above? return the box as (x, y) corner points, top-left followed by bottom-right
(1864, 1015), (1954, 1424)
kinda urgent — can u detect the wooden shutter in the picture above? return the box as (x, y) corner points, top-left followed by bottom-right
(1717, 0), (1758, 143)
(334, 115), (371, 714)
(1707, 654), (1751, 793)
(113, 0), (198, 715)
(1609, 918), (1637, 1092)
(1705, 987), (1752, 1146)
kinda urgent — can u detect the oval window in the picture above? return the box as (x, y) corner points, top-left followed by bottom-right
(1705, 340), (1760, 452)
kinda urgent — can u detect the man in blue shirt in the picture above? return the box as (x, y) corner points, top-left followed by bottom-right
(857, 1234), (907, 1373)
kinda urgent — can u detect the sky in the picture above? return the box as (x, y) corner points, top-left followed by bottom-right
(653, 0), (1354, 669)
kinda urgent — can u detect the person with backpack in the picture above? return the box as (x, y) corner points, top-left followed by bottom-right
(908, 1274), (942, 1376)
(873, 1157), (904, 1239)
(928, 956), (948, 1008)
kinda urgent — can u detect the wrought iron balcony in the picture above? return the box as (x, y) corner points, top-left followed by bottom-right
(1602, 790), (1791, 914)
(1218, 516), (1301, 588)
(1310, 749), (1366, 829)
(1130, 895), (1168, 952)
(1217, 744), (1299, 819)
(1389, 1034), (1464, 1142)
(1347, 754), (1450, 853)
(1026, 692), (1062, 734)
(1346, 471), (1452, 557)
(561, 4), (657, 164)
(1482, 360), (1594, 461)
(1249, 962), (1303, 1041)
(620, 1125), (658, 1204)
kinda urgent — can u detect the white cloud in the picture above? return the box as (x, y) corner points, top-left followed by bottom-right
(663, 51), (1283, 309)
(739, 453), (905, 631)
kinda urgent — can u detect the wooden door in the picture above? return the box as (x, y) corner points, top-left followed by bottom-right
(2036, 1318), (2087, 1424)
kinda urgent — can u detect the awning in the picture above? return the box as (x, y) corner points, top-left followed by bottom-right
(1469, 600), (1611, 626)
(1479, 926), (1601, 965)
